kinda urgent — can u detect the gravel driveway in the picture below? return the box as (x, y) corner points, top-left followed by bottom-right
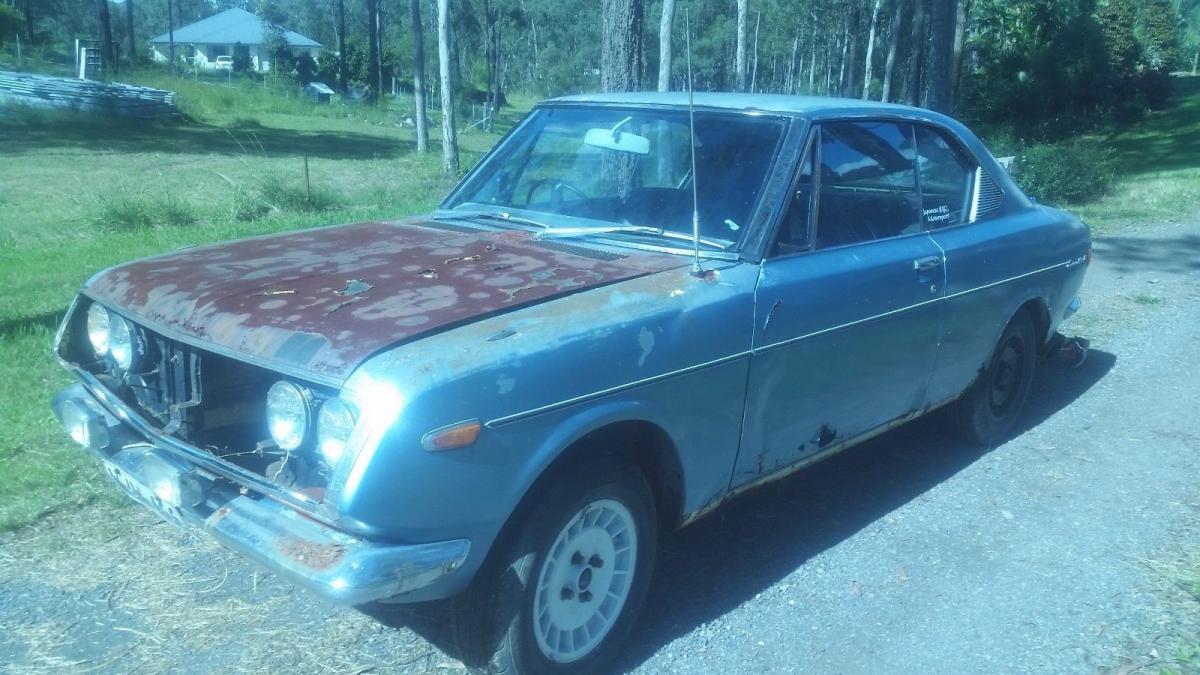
(2, 221), (1198, 674)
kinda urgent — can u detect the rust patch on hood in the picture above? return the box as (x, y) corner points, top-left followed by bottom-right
(85, 218), (685, 382)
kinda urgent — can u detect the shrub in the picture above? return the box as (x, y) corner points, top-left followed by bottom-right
(94, 192), (200, 230)
(1016, 139), (1114, 205)
(258, 174), (343, 214)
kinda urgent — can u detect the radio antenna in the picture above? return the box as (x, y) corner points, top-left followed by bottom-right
(685, 6), (702, 276)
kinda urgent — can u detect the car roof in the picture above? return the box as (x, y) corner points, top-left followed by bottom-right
(546, 91), (931, 117)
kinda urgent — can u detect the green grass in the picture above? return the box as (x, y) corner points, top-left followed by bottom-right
(1068, 76), (1200, 232)
(0, 73), (525, 531)
(1140, 542), (1200, 674)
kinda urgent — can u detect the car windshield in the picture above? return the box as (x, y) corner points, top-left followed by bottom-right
(442, 106), (788, 251)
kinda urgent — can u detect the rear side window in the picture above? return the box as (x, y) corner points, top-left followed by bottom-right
(813, 121), (922, 250)
(915, 125), (977, 229)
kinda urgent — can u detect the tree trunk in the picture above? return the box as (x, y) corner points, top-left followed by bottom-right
(124, 0), (136, 69)
(600, 0), (644, 92)
(366, 0), (381, 104)
(881, 0), (904, 102)
(926, 0), (955, 113)
(411, 0), (429, 153)
(787, 33), (798, 93)
(483, 0), (498, 132)
(167, 0), (175, 73)
(825, 35), (835, 94)
(862, 0), (883, 99)
(750, 11), (761, 92)
(951, 0), (971, 97)
(95, 0), (116, 77)
(437, 0), (459, 176)
(735, 0), (748, 91)
(375, 0), (385, 97)
(657, 0), (675, 91)
(836, 19), (848, 95)
(491, 16), (502, 121)
(336, 0), (347, 92)
(845, 7), (860, 96)
(907, 0), (927, 107)
(22, 0), (34, 43)
(808, 17), (817, 93)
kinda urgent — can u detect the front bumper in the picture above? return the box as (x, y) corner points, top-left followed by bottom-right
(52, 382), (470, 606)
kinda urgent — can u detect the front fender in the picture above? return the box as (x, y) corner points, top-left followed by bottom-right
(326, 263), (759, 597)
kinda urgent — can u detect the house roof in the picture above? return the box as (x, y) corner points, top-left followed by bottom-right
(149, 8), (322, 48)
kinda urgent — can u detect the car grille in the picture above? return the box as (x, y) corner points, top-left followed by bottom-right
(126, 329), (202, 438)
(62, 301), (334, 494)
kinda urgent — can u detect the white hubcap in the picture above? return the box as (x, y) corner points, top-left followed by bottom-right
(532, 498), (638, 663)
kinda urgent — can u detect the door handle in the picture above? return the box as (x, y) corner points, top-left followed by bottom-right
(913, 256), (944, 272)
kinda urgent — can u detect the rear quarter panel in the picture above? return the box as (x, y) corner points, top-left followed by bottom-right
(927, 206), (1091, 404)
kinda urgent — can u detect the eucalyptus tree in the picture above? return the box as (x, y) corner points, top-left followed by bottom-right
(861, 0), (882, 98)
(600, 0), (643, 91)
(881, 0), (904, 101)
(95, 0), (116, 75)
(736, 0), (748, 90)
(658, 0), (676, 91)
(124, 0), (135, 68)
(437, 0), (459, 175)
(335, 0), (347, 91)
(411, 0), (429, 153)
(907, 0), (927, 106)
(927, 0), (956, 112)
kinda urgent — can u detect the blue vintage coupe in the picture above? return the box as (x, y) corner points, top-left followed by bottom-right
(53, 93), (1089, 674)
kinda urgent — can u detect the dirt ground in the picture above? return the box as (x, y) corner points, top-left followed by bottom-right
(2, 220), (1198, 674)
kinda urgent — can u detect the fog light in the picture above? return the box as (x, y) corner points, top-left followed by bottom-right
(143, 453), (204, 508)
(59, 399), (110, 450)
(152, 478), (181, 507)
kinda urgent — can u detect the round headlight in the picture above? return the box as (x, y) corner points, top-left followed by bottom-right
(317, 398), (359, 465)
(108, 315), (137, 371)
(267, 381), (311, 451)
(86, 304), (112, 357)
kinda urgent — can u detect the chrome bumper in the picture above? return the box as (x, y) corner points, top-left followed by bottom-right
(51, 382), (470, 606)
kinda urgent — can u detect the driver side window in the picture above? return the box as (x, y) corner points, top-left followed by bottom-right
(771, 121), (922, 256)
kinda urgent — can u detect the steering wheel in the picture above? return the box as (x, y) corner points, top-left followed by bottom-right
(524, 178), (589, 210)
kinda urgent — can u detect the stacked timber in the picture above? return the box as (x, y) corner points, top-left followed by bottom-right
(0, 71), (179, 119)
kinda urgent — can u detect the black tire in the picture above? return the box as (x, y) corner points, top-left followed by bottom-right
(953, 309), (1039, 446)
(450, 457), (658, 675)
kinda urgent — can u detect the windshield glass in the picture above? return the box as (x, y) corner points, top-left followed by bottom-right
(443, 106), (787, 249)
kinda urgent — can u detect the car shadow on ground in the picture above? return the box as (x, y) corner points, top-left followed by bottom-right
(365, 349), (1116, 672)
(1092, 232), (1200, 276)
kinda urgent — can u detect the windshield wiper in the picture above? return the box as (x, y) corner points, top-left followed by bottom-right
(433, 210), (553, 230)
(536, 224), (732, 251)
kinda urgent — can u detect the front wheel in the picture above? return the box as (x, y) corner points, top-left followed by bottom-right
(953, 310), (1039, 446)
(451, 458), (657, 675)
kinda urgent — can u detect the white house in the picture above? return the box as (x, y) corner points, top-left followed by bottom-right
(149, 8), (322, 73)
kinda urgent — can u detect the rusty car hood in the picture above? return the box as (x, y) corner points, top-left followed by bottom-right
(84, 218), (686, 383)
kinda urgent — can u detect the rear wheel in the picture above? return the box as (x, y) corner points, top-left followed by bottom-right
(451, 458), (657, 675)
(954, 310), (1039, 446)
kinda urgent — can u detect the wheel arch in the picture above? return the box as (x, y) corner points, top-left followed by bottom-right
(1016, 296), (1052, 354)
(484, 413), (686, 573)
